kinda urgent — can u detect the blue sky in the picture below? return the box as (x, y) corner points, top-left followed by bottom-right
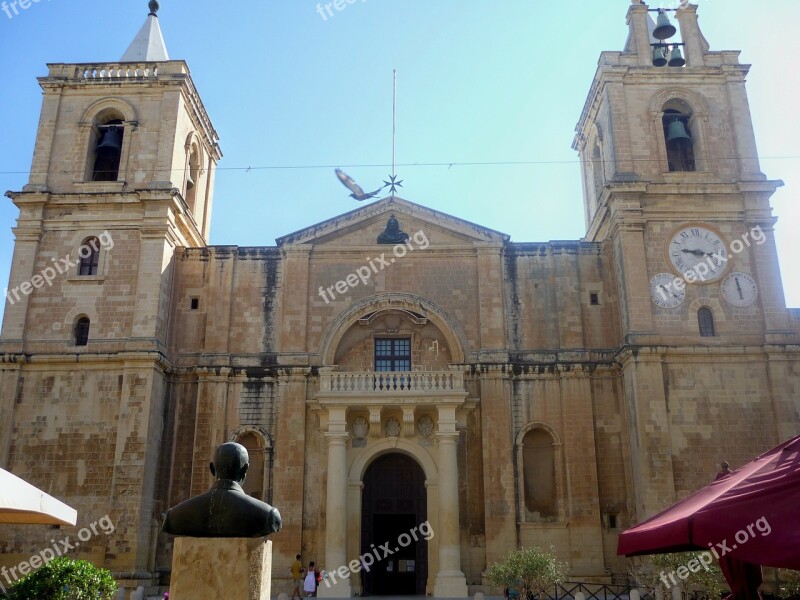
(1, 0), (799, 326)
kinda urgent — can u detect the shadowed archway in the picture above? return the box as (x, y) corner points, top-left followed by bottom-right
(361, 453), (428, 595)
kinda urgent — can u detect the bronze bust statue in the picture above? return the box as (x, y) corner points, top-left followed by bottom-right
(377, 215), (409, 244)
(162, 442), (282, 538)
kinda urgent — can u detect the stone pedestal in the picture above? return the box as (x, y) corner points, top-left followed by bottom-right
(170, 537), (272, 600)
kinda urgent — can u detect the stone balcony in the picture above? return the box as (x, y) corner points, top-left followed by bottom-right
(318, 369), (466, 404)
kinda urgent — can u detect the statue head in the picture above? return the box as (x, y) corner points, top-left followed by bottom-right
(209, 442), (249, 483)
(720, 460), (730, 470)
(386, 215), (399, 232)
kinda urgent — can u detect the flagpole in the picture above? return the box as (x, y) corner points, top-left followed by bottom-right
(392, 68), (397, 181)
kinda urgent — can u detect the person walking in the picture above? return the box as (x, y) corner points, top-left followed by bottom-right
(290, 554), (305, 600)
(304, 561), (318, 597)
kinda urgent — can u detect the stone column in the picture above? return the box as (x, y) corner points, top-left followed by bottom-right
(319, 430), (351, 598)
(626, 1), (653, 67)
(433, 403), (468, 598)
(675, 3), (708, 68)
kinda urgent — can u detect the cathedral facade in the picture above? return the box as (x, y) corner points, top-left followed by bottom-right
(1, 2), (799, 597)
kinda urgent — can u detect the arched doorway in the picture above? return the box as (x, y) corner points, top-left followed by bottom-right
(361, 453), (428, 595)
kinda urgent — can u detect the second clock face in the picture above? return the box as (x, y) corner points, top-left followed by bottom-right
(666, 225), (729, 283)
(649, 273), (686, 308)
(721, 272), (758, 307)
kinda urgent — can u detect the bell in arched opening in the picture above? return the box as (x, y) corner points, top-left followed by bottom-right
(95, 126), (122, 158)
(663, 114), (696, 172)
(92, 122), (124, 181)
(666, 119), (691, 146)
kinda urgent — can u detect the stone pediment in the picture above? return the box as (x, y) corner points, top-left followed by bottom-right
(275, 196), (509, 248)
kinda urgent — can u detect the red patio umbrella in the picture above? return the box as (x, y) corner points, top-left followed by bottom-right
(617, 434), (800, 598)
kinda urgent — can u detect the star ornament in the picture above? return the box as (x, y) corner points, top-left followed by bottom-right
(383, 174), (404, 195)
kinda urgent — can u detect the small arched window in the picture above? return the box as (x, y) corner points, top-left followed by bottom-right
(92, 118), (124, 181)
(662, 99), (696, 172)
(185, 146), (200, 212)
(698, 307), (716, 337)
(78, 237), (101, 276)
(591, 141), (603, 199)
(522, 428), (557, 519)
(74, 317), (90, 346)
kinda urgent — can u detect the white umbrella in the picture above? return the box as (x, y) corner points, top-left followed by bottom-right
(0, 468), (77, 526)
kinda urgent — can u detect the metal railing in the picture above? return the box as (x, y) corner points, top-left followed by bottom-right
(539, 582), (656, 600)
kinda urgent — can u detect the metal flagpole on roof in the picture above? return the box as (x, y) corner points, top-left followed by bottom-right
(385, 69), (403, 195)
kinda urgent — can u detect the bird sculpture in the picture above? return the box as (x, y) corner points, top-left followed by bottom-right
(335, 169), (383, 201)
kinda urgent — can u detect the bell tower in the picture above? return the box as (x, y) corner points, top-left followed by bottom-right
(574, 1), (777, 240)
(0, 2), (221, 591)
(573, 1), (797, 520)
(2, 0), (221, 346)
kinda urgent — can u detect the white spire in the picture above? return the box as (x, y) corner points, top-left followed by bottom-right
(121, 1), (169, 62)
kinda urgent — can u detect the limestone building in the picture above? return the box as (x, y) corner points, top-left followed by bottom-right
(1, 1), (799, 597)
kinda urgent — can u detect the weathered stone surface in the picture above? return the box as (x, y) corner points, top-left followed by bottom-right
(170, 538), (271, 600)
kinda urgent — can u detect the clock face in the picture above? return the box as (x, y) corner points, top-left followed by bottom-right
(649, 272), (686, 308)
(721, 272), (758, 308)
(666, 225), (729, 284)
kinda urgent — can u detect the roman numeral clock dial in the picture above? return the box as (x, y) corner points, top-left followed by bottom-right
(666, 224), (729, 284)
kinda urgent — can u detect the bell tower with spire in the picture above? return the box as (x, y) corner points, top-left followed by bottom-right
(573, 1), (797, 522)
(0, 2), (221, 592)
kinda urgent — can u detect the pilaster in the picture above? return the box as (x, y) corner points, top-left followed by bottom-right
(270, 370), (309, 581)
(478, 366), (516, 570)
(279, 246), (312, 357)
(618, 349), (676, 520)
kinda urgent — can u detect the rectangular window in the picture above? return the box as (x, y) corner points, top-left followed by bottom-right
(374, 338), (411, 372)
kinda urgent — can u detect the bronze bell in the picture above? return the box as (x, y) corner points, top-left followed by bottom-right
(653, 11), (677, 40)
(96, 126), (122, 158)
(666, 119), (691, 145)
(668, 46), (686, 67)
(652, 46), (668, 67)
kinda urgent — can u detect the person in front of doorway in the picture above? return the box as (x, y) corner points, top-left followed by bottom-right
(291, 554), (305, 600)
(304, 561), (318, 597)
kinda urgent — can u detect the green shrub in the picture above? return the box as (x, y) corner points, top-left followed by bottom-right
(486, 546), (567, 600)
(629, 552), (726, 599)
(778, 569), (800, 599)
(5, 557), (116, 600)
